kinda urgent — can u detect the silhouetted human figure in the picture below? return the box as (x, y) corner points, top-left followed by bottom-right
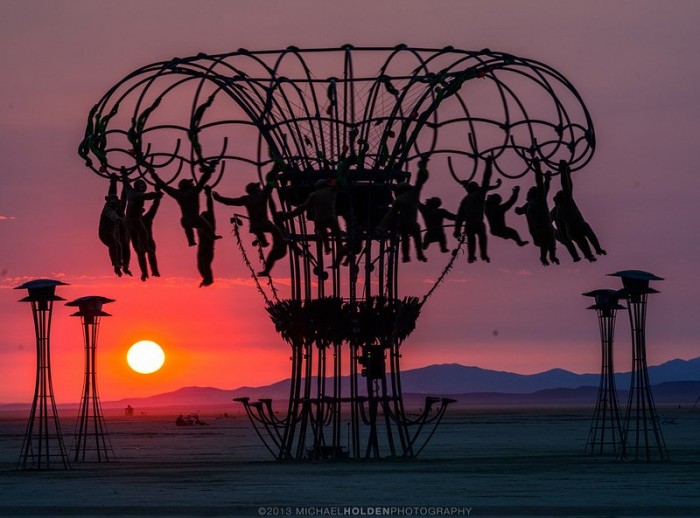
(121, 169), (162, 281)
(550, 197), (581, 262)
(454, 157), (501, 263)
(552, 160), (607, 262)
(213, 168), (286, 277)
(197, 186), (216, 287)
(515, 159), (559, 265)
(142, 189), (161, 277)
(485, 186), (529, 247)
(283, 177), (346, 260)
(419, 197), (456, 253)
(98, 173), (132, 277)
(376, 157), (430, 263)
(149, 168), (220, 247)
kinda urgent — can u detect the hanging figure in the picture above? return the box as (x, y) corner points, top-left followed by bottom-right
(121, 168), (163, 281)
(98, 173), (132, 277)
(454, 156), (501, 263)
(148, 167), (220, 247)
(550, 195), (581, 262)
(142, 187), (162, 277)
(552, 160), (607, 262)
(212, 168), (286, 277)
(514, 158), (559, 266)
(484, 186), (529, 247)
(419, 197), (456, 253)
(282, 177), (346, 261)
(197, 186), (216, 287)
(376, 156), (429, 263)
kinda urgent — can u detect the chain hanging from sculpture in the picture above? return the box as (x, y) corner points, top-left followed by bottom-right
(79, 45), (597, 459)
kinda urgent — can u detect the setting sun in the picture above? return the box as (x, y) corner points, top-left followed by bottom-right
(127, 340), (165, 374)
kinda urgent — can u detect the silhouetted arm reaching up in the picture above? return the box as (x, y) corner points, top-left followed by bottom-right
(482, 156), (502, 191)
(108, 173), (119, 198)
(532, 158), (544, 192)
(501, 186), (520, 212)
(559, 160), (573, 197)
(204, 186), (215, 228)
(143, 190), (162, 221)
(195, 169), (213, 191)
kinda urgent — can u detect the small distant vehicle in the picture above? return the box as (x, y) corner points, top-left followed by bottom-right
(175, 413), (208, 426)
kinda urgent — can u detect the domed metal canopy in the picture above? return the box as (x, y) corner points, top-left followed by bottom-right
(15, 279), (68, 302)
(65, 295), (115, 317)
(582, 288), (626, 310)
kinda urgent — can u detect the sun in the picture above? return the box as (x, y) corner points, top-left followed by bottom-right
(127, 340), (165, 374)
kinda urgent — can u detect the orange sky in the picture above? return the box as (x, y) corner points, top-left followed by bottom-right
(2, 1), (700, 403)
(2, 262), (692, 404)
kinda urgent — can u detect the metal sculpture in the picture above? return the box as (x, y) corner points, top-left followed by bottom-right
(78, 45), (596, 459)
(610, 270), (669, 461)
(583, 289), (625, 455)
(15, 279), (70, 470)
(66, 295), (116, 462)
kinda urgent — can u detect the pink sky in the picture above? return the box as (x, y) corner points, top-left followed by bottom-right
(1, 0), (699, 403)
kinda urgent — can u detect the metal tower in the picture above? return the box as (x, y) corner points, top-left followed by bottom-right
(582, 288), (625, 455)
(66, 295), (116, 462)
(14, 279), (70, 470)
(610, 270), (669, 461)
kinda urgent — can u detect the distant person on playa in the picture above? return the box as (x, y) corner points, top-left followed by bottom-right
(213, 167), (286, 277)
(149, 167), (220, 247)
(551, 160), (606, 262)
(419, 197), (456, 253)
(515, 158), (559, 266)
(484, 186), (529, 247)
(454, 156), (501, 263)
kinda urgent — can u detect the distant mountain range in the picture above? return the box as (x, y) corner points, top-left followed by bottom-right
(2, 357), (698, 410)
(98, 357), (700, 409)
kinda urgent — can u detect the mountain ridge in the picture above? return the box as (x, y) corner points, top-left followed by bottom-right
(2, 357), (698, 408)
(106, 356), (700, 408)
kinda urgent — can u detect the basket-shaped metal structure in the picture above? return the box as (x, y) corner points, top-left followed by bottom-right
(79, 45), (595, 459)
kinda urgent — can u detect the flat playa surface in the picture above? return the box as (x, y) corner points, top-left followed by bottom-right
(1, 408), (699, 517)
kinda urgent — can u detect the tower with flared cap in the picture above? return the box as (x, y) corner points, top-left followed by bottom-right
(66, 295), (115, 462)
(15, 279), (70, 469)
(583, 288), (625, 455)
(609, 270), (669, 461)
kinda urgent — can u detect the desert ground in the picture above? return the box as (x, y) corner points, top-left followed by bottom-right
(0, 406), (699, 517)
